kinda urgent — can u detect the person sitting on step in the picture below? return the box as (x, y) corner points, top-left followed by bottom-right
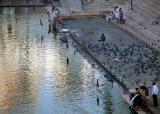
(98, 33), (106, 42)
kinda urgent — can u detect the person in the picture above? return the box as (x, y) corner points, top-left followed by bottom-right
(139, 84), (148, 106)
(96, 97), (99, 106)
(51, 0), (55, 12)
(115, 6), (119, 22)
(98, 33), (106, 42)
(108, 6), (116, 22)
(139, 84), (149, 100)
(135, 87), (140, 94)
(55, 8), (61, 24)
(96, 79), (99, 88)
(48, 23), (52, 34)
(67, 57), (69, 66)
(152, 82), (159, 107)
(118, 8), (124, 24)
(129, 89), (136, 100)
(51, 13), (57, 32)
(129, 93), (142, 114)
(101, 33), (106, 42)
(108, 6), (119, 22)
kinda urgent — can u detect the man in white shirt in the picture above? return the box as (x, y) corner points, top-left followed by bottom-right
(115, 6), (119, 19)
(152, 82), (159, 107)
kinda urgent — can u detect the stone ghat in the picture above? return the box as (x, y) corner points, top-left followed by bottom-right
(113, 0), (160, 53)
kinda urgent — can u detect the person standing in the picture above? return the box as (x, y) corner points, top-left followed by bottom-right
(152, 82), (159, 107)
(115, 6), (119, 22)
(119, 8), (124, 24)
(51, 13), (57, 31)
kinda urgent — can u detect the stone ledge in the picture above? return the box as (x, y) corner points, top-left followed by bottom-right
(58, 11), (110, 20)
(71, 11), (110, 16)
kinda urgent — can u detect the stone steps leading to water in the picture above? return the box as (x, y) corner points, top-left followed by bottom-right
(66, 0), (82, 12)
(114, 18), (160, 51)
(120, 0), (160, 51)
(83, 0), (127, 11)
(134, 0), (160, 18)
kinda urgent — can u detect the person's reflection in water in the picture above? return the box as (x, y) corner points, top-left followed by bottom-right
(0, 8), (2, 15)
(48, 24), (51, 34)
(41, 35), (44, 42)
(33, 7), (36, 11)
(66, 42), (68, 49)
(67, 57), (69, 66)
(15, 16), (18, 24)
(7, 24), (12, 34)
(96, 96), (99, 106)
(73, 50), (76, 55)
(96, 79), (99, 88)
(111, 80), (113, 88)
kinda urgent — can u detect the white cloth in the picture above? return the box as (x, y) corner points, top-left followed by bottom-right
(152, 85), (159, 95)
(115, 8), (119, 18)
(112, 9), (116, 15)
(129, 94), (140, 106)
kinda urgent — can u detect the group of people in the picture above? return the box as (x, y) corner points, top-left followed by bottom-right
(47, 2), (61, 34)
(107, 6), (125, 24)
(129, 82), (159, 114)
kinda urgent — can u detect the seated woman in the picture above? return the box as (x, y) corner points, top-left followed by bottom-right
(107, 6), (119, 22)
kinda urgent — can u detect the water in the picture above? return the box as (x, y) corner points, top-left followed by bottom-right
(0, 0), (47, 5)
(0, 7), (130, 114)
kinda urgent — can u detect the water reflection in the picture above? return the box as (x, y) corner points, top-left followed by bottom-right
(0, 0), (48, 5)
(0, 7), (130, 114)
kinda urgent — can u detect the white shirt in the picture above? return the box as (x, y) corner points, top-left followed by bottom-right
(152, 85), (159, 95)
(129, 94), (140, 107)
(115, 8), (119, 18)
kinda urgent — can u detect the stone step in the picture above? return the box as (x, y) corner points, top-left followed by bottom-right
(83, 0), (127, 11)
(126, 10), (149, 27)
(59, 0), (72, 16)
(113, 17), (160, 52)
(133, 5), (155, 21)
(127, 0), (160, 39)
(126, 9), (160, 38)
(134, 0), (160, 18)
(84, 1), (127, 11)
(86, 1), (125, 7)
(147, 25), (160, 37)
(66, 0), (82, 11)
